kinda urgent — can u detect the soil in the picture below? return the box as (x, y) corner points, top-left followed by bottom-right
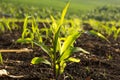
(0, 24), (120, 80)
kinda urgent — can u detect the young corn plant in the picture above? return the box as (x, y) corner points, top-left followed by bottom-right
(4, 20), (12, 32)
(0, 19), (12, 33)
(31, 2), (86, 79)
(17, 16), (47, 47)
(17, 16), (33, 46)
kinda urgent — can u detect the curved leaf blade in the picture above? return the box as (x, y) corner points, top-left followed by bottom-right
(31, 57), (51, 66)
(60, 32), (80, 54)
(59, 47), (73, 61)
(33, 41), (52, 58)
(68, 57), (80, 63)
(73, 47), (90, 54)
(89, 30), (110, 43)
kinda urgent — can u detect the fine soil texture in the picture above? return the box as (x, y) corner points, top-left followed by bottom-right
(0, 24), (120, 80)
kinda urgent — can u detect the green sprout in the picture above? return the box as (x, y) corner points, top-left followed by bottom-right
(31, 2), (85, 79)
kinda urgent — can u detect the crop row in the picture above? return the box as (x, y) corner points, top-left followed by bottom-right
(0, 17), (120, 40)
(2, 2), (120, 21)
(84, 6), (120, 21)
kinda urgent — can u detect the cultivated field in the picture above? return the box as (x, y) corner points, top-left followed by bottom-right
(0, 0), (120, 80)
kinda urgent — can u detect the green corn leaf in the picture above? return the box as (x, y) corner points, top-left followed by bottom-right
(60, 2), (70, 26)
(59, 47), (75, 61)
(22, 29), (30, 37)
(53, 26), (61, 54)
(73, 47), (90, 54)
(16, 38), (32, 43)
(33, 41), (52, 58)
(50, 15), (61, 54)
(31, 57), (51, 66)
(22, 16), (30, 38)
(51, 2), (70, 54)
(68, 57), (80, 63)
(32, 22), (36, 33)
(23, 16), (30, 29)
(0, 53), (3, 64)
(57, 38), (62, 53)
(57, 46), (81, 62)
(89, 30), (110, 43)
(50, 15), (58, 34)
(16, 38), (33, 47)
(5, 21), (11, 31)
(31, 16), (38, 33)
(60, 32), (80, 54)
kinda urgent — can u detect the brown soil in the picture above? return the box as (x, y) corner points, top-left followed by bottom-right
(0, 26), (120, 80)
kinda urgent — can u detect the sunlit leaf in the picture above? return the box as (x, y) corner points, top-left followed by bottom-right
(68, 57), (80, 63)
(57, 38), (61, 53)
(16, 38), (32, 43)
(73, 47), (90, 54)
(59, 47), (74, 61)
(60, 32), (80, 54)
(89, 30), (110, 43)
(60, 2), (70, 26)
(33, 41), (52, 58)
(22, 16), (29, 38)
(50, 15), (58, 34)
(53, 26), (61, 54)
(5, 21), (11, 31)
(31, 57), (51, 66)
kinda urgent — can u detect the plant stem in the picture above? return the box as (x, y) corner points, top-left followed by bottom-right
(53, 52), (57, 79)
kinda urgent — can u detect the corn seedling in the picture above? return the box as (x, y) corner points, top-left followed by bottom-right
(17, 16), (33, 46)
(0, 19), (12, 33)
(0, 18), (20, 33)
(31, 2), (88, 79)
(17, 16), (47, 47)
(4, 20), (12, 31)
